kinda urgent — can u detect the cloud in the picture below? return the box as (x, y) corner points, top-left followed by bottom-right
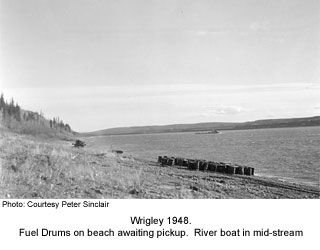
(263, 37), (285, 43)
(193, 30), (228, 36)
(249, 21), (270, 31)
(195, 30), (209, 36)
(207, 105), (246, 115)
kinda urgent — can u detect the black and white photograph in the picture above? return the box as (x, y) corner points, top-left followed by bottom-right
(0, 0), (319, 199)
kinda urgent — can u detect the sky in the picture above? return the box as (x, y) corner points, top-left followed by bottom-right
(0, 0), (319, 132)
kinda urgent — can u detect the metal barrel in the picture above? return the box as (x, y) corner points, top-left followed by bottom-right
(161, 156), (168, 166)
(225, 165), (235, 174)
(244, 167), (253, 175)
(251, 167), (255, 176)
(175, 157), (184, 166)
(207, 162), (217, 172)
(182, 159), (188, 167)
(235, 166), (244, 175)
(199, 161), (208, 171)
(216, 163), (226, 173)
(167, 158), (174, 166)
(188, 160), (199, 171)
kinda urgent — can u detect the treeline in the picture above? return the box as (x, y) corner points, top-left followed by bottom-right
(49, 117), (71, 132)
(0, 93), (72, 133)
(0, 94), (21, 122)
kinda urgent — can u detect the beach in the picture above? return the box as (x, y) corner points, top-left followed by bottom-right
(1, 130), (318, 199)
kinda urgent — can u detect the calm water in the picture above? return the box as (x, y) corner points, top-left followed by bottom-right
(86, 127), (320, 188)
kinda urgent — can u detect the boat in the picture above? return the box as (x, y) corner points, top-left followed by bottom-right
(195, 129), (220, 134)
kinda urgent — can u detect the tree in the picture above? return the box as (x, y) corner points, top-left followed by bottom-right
(0, 93), (4, 110)
(7, 98), (14, 116)
(65, 124), (71, 132)
(14, 103), (21, 121)
(0, 93), (73, 134)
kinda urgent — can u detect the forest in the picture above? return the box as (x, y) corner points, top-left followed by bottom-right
(0, 93), (72, 136)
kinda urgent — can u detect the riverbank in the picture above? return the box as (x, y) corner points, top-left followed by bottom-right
(0, 130), (319, 199)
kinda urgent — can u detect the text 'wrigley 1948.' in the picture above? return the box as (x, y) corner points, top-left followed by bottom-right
(2, 200), (110, 209)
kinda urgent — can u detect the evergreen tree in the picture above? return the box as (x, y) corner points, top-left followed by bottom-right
(0, 93), (72, 134)
(0, 93), (4, 110)
(14, 103), (21, 121)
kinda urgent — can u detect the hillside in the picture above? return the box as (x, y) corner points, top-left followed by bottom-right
(82, 116), (320, 136)
(82, 122), (238, 136)
(231, 116), (320, 130)
(0, 93), (75, 140)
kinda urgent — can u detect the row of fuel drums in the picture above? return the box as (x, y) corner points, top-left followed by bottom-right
(158, 156), (254, 176)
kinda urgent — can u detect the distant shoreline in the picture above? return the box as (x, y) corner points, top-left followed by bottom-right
(82, 123), (320, 137)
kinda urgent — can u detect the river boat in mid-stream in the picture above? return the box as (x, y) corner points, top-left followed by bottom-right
(195, 129), (220, 134)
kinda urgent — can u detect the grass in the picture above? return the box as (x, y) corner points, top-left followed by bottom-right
(1, 117), (75, 141)
(0, 130), (146, 198)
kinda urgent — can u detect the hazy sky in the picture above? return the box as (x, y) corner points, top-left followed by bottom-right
(1, 0), (319, 132)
